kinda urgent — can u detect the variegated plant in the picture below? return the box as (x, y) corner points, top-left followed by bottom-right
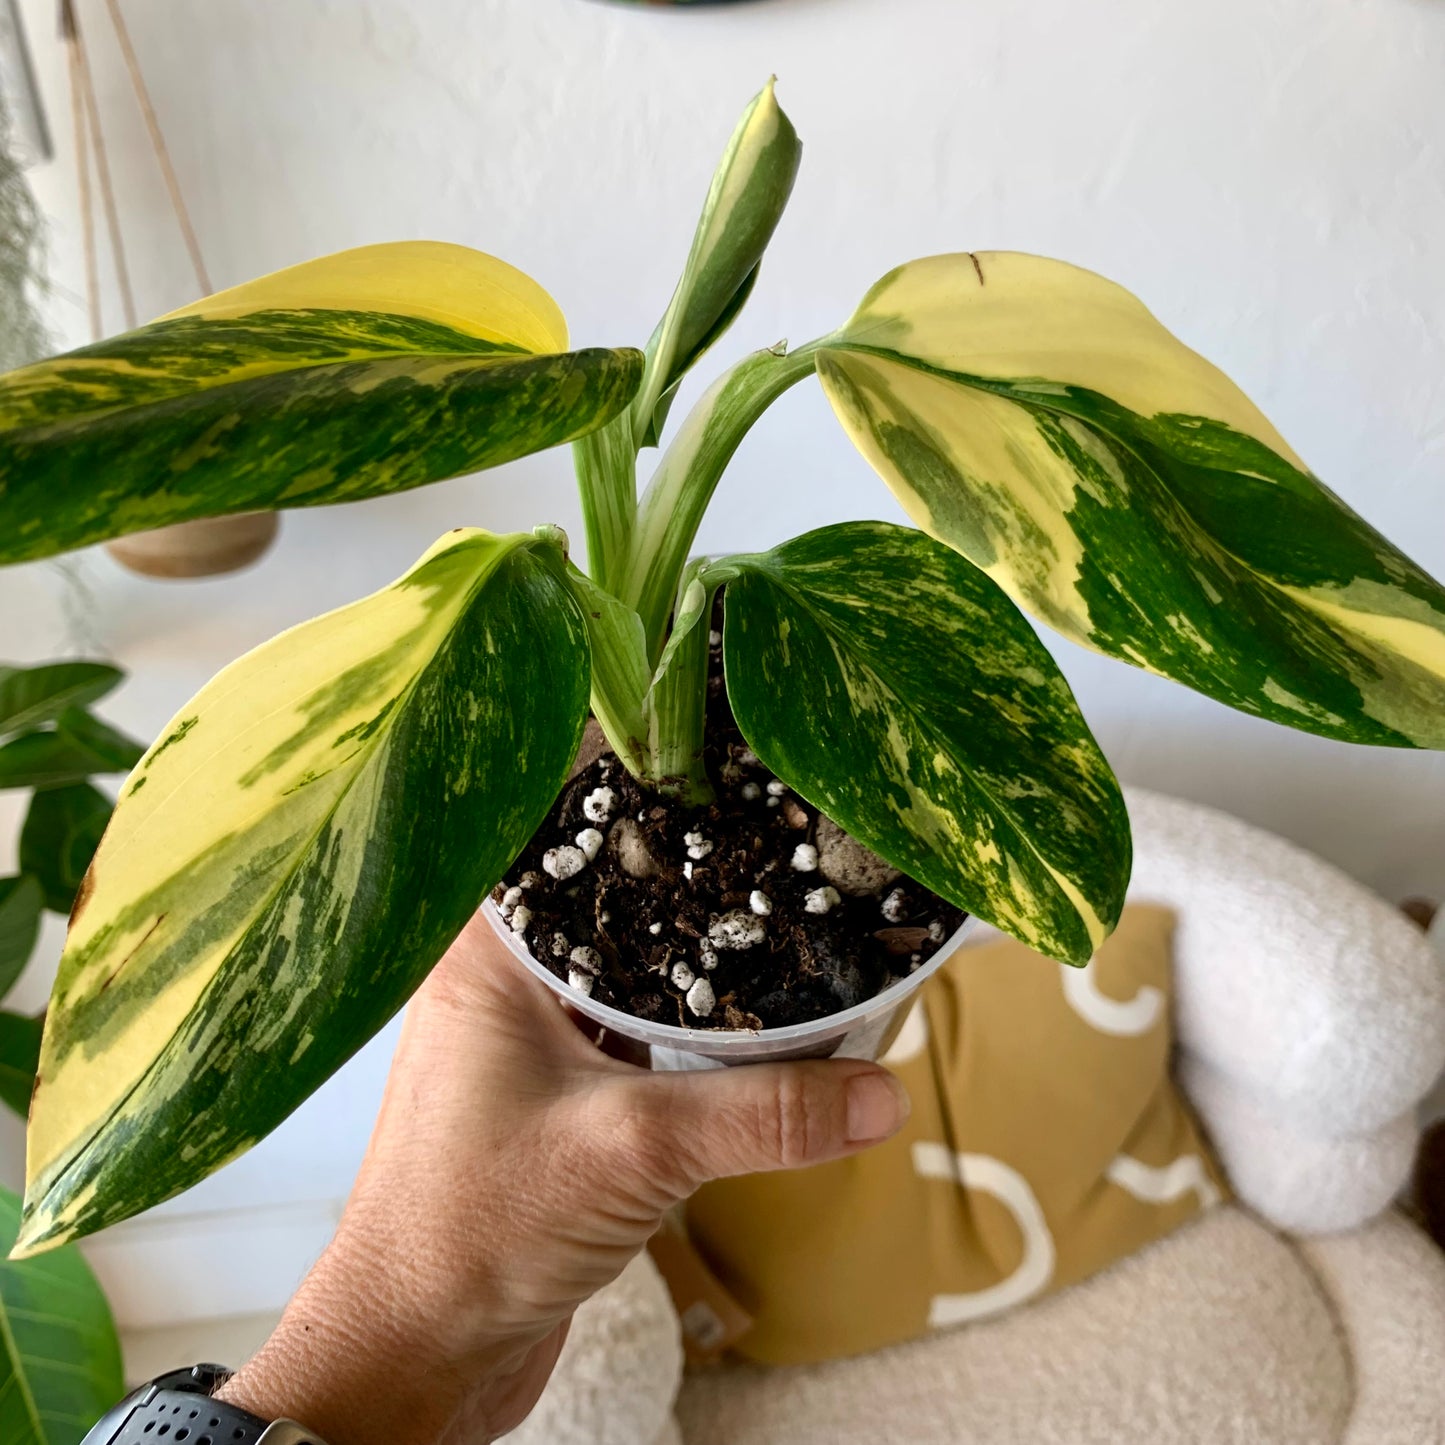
(3, 81), (1443, 1255)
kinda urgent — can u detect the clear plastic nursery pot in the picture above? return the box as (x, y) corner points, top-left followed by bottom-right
(482, 899), (978, 1071)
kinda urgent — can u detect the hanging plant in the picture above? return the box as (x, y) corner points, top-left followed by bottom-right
(0, 92), (46, 373)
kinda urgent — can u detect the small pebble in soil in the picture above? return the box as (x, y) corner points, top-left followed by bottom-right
(804, 886), (842, 915)
(710, 910), (767, 950)
(686, 977), (716, 1018)
(575, 827), (604, 861)
(740, 781), (762, 801)
(684, 831), (714, 861)
(519, 871), (543, 890)
(782, 799), (808, 829)
(648, 921), (663, 935)
(544, 845), (587, 881)
(569, 946), (603, 976)
(767, 796), (780, 808)
(791, 843), (819, 873)
(881, 887), (908, 923)
(700, 946), (719, 970)
(582, 786), (617, 824)
(500, 885), (524, 917)
(766, 779), (787, 796)
(709, 630), (722, 647)
(509, 905), (533, 933)
(749, 890), (773, 916)
(671, 961), (696, 991)
(567, 968), (596, 996)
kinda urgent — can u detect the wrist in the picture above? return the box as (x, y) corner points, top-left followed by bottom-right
(216, 1231), (480, 1445)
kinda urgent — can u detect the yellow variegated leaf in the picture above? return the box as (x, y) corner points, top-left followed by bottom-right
(18, 528), (589, 1254)
(820, 252), (1445, 749)
(0, 243), (641, 565)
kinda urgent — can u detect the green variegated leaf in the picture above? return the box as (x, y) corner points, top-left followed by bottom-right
(0, 876), (43, 996)
(0, 1011), (41, 1118)
(0, 243), (642, 564)
(563, 565), (651, 774)
(722, 521), (1129, 965)
(20, 786), (112, 915)
(632, 79), (801, 446)
(0, 1187), (123, 1445)
(0, 664), (122, 738)
(18, 528), (590, 1254)
(818, 252), (1445, 749)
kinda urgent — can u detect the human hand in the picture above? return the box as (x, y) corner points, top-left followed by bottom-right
(218, 910), (911, 1445)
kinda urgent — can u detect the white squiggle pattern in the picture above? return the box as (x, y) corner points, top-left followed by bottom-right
(881, 1001), (929, 1065)
(912, 1142), (1056, 1327)
(1106, 1152), (1221, 1210)
(1059, 960), (1163, 1037)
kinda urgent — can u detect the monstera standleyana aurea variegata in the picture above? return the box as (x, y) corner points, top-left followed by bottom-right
(4, 82), (1444, 1256)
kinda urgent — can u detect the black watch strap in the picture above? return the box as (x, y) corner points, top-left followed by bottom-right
(83, 1364), (331, 1445)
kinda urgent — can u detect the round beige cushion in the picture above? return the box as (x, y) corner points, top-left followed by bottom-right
(676, 1206), (1351, 1445)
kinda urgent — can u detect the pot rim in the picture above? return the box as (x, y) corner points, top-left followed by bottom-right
(481, 898), (977, 1052)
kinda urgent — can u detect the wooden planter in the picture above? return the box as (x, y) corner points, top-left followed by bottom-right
(105, 513), (279, 579)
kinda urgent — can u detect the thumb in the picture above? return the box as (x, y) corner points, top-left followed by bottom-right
(614, 1061), (912, 1197)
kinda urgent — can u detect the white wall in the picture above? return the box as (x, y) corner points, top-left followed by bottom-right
(2, 0), (1443, 1321)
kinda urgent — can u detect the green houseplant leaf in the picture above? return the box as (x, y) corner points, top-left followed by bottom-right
(721, 521), (1130, 965)
(19, 787), (112, 916)
(0, 665), (122, 738)
(17, 527), (591, 1254)
(0, 1011), (41, 1118)
(0, 876), (43, 996)
(0, 713), (144, 793)
(817, 252), (1445, 748)
(0, 1187), (123, 1445)
(0, 242), (642, 564)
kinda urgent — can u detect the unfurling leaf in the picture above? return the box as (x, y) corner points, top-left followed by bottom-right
(0, 242), (642, 563)
(722, 521), (1130, 965)
(0, 1187), (124, 1445)
(819, 252), (1445, 749)
(18, 529), (591, 1255)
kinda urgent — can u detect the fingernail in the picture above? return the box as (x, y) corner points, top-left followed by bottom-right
(846, 1070), (911, 1145)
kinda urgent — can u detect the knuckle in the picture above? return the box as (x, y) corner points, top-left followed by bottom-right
(766, 1068), (829, 1169)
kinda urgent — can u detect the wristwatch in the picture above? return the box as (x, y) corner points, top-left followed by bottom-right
(81, 1363), (331, 1445)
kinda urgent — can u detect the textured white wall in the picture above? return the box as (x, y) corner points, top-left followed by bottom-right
(1, 0), (1443, 1307)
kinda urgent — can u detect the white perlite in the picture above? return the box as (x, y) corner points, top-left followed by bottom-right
(804, 886), (842, 915)
(550, 933), (571, 957)
(928, 919), (947, 942)
(648, 921), (663, 935)
(766, 778), (787, 796)
(791, 843), (819, 873)
(738, 748), (759, 765)
(575, 827), (604, 861)
(683, 861), (694, 881)
(684, 831), (714, 861)
(543, 845), (587, 881)
(582, 786), (617, 824)
(685, 977), (716, 1018)
(710, 910), (767, 950)
(509, 905), (533, 933)
(700, 946), (719, 971)
(569, 946), (603, 976)
(671, 960), (696, 991)
(749, 890), (773, 916)
(708, 630), (722, 647)
(567, 968), (596, 996)
(881, 887), (908, 923)
(499, 885), (524, 917)
(740, 782), (762, 801)
(519, 871), (543, 890)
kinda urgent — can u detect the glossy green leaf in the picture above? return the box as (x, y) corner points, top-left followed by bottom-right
(632, 79), (801, 446)
(0, 1187), (123, 1445)
(0, 714), (144, 793)
(722, 521), (1130, 964)
(0, 242), (642, 564)
(19, 787), (112, 916)
(563, 565), (650, 775)
(819, 252), (1445, 749)
(0, 877), (43, 997)
(19, 528), (590, 1254)
(0, 665), (122, 738)
(0, 1012), (41, 1118)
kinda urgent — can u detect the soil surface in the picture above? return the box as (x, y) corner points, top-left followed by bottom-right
(494, 619), (967, 1031)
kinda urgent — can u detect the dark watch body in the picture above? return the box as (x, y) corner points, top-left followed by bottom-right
(82, 1365), (328, 1445)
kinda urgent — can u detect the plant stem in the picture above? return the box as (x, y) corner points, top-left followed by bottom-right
(620, 341), (819, 662)
(571, 416), (637, 594)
